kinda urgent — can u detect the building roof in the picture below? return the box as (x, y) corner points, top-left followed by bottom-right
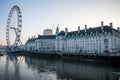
(25, 25), (120, 44)
(38, 35), (56, 39)
(25, 35), (56, 44)
(58, 26), (117, 37)
(25, 38), (36, 44)
(58, 31), (65, 36)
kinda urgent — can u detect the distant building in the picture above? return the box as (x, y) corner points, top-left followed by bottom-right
(25, 21), (120, 54)
(25, 35), (56, 52)
(36, 35), (56, 52)
(43, 29), (52, 35)
(25, 38), (36, 51)
(0, 45), (6, 53)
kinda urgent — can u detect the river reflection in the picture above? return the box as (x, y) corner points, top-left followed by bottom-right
(0, 55), (21, 80)
(25, 56), (120, 80)
(0, 55), (120, 80)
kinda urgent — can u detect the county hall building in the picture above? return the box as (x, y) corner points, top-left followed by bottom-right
(25, 21), (120, 54)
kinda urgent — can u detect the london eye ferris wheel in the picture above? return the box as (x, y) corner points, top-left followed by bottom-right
(6, 5), (22, 49)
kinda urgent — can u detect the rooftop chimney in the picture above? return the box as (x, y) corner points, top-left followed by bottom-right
(78, 26), (80, 33)
(65, 28), (68, 36)
(101, 21), (104, 30)
(109, 22), (113, 33)
(85, 25), (87, 32)
(117, 27), (120, 32)
(109, 22), (113, 28)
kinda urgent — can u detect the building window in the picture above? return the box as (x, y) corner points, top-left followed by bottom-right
(104, 38), (109, 49)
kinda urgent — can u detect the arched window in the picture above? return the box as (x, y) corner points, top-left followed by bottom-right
(104, 38), (108, 49)
(104, 38), (108, 42)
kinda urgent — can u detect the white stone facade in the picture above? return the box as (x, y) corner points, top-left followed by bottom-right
(35, 36), (56, 52)
(26, 39), (36, 51)
(56, 22), (120, 54)
(25, 35), (56, 52)
(26, 22), (120, 54)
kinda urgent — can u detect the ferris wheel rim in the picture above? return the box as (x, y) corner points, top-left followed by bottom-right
(6, 5), (22, 46)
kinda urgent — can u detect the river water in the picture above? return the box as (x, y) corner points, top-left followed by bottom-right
(0, 54), (120, 80)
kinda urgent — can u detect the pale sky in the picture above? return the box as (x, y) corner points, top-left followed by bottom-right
(0, 0), (120, 45)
